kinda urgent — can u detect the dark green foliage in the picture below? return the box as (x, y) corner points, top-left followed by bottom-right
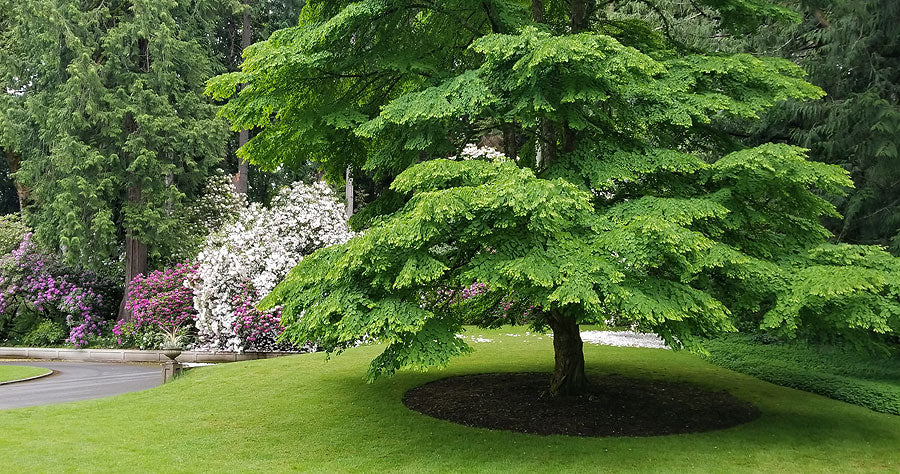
(755, 0), (900, 254)
(704, 335), (900, 415)
(0, 0), (233, 271)
(219, 0), (900, 381)
(21, 319), (67, 347)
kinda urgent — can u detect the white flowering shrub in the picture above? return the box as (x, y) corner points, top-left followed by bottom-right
(170, 172), (247, 262)
(191, 181), (353, 352)
(448, 144), (507, 161)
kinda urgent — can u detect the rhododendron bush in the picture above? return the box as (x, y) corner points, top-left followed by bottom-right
(169, 173), (246, 262)
(191, 181), (352, 352)
(113, 263), (197, 349)
(0, 233), (119, 346)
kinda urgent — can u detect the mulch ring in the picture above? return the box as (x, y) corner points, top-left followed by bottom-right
(403, 372), (760, 437)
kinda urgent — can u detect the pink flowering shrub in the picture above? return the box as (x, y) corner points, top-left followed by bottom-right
(114, 262), (197, 348)
(0, 233), (117, 347)
(229, 281), (304, 352)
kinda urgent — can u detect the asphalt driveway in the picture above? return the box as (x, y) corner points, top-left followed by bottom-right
(0, 361), (161, 410)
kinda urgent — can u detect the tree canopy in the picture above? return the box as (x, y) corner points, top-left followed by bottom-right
(211, 0), (900, 395)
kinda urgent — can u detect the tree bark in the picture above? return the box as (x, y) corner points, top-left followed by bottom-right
(547, 310), (588, 396)
(502, 122), (517, 161)
(119, 186), (148, 321)
(345, 165), (354, 218)
(531, 0), (544, 23)
(3, 148), (29, 211)
(234, 0), (252, 194)
(570, 0), (590, 33)
(532, 0), (558, 171)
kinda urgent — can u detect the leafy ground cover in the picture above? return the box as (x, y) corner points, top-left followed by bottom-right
(0, 329), (898, 472)
(704, 335), (900, 415)
(0, 364), (50, 383)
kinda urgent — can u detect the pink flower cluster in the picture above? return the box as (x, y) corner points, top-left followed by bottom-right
(430, 282), (489, 306)
(114, 262), (197, 344)
(424, 281), (535, 322)
(0, 234), (106, 347)
(230, 281), (292, 352)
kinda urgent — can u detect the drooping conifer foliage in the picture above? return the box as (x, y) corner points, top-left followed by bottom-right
(0, 0), (235, 314)
(210, 0), (900, 395)
(752, 0), (900, 254)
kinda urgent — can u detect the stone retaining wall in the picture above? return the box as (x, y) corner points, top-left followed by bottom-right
(0, 347), (295, 363)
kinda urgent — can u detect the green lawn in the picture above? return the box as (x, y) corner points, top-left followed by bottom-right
(0, 364), (49, 383)
(1, 329), (898, 472)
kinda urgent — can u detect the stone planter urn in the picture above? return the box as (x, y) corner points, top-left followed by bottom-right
(160, 344), (183, 361)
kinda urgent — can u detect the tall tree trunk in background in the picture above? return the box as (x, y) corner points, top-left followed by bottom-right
(531, 0), (544, 22)
(233, 0), (252, 194)
(532, 0), (556, 170)
(559, 0), (591, 156)
(547, 310), (588, 395)
(119, 37), (151, 321)
(345, 165), (354, 218)
(571, 0), (589, 32)
(3, 148), (29, 211)
(503, 122), (517, 161)
(119, 185), (148, 321)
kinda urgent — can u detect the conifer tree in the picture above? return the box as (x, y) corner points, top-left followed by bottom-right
(210, 0), (900, 395)
(0, 0), (233, 316)
(752, 0), (900, 253)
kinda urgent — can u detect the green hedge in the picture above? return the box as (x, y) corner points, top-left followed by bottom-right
(703, 336), (900, 415)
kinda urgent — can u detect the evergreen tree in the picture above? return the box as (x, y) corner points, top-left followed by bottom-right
(614, 0), (900, 253)
(212, 0), (900, 396)
(752, 0), (899, 253)
(0, 0), (233, 316)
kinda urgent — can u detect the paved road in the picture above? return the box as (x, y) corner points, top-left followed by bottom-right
(0, 361), (161, 410)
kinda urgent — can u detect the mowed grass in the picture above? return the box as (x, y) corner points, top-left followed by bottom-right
(1, 328), (898, 473)
(0, 364), (50, 383)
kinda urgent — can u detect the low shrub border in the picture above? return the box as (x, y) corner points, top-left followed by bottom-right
(703, 336), (900, 415)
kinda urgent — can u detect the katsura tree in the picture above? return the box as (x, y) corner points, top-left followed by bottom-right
(209, 0), (900, 395)
(0, 0), (236, 315)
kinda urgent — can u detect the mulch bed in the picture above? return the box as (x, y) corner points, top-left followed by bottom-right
(403, 372), (760, 437)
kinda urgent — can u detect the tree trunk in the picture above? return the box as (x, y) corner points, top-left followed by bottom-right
(233, 0), (252, 194)
(3, 148), (29, 211)
(345, 165), (354, 218)
(547, 310), (588, 396)
(532, 0), (558, 171)
(118, 186), (148, 321)
(531, 0), (545, 23)
(570, 0), (589, 33)
(502, 122), (517, 161)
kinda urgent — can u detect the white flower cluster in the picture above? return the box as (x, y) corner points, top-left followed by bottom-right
(448, 144), (507, 161)
(190, 181), (353, 352)
(173, 173), (247, 262)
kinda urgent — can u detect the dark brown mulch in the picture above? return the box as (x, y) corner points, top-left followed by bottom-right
(403, 372), (760, 437)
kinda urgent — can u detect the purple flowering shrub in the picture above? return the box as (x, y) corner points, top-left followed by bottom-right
(230, 281), (303, 352)
(114, 262), (197, 349)
(0, 233), (117, 347)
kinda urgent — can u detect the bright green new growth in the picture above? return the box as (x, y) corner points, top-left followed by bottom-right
(213, 0), (900, 393)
